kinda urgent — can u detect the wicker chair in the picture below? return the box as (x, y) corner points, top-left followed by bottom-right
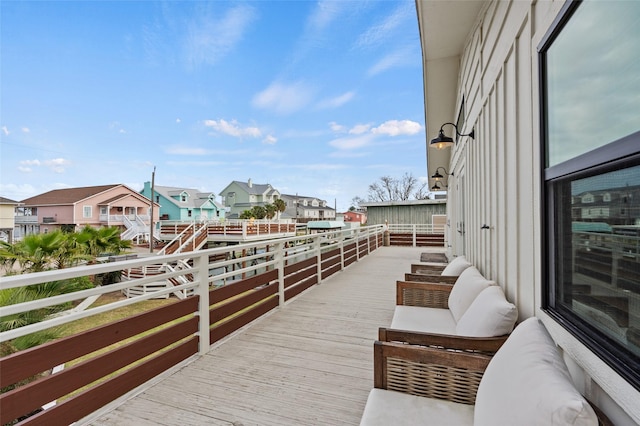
(361, 318), (613, 426)
(384, 267), (517, 354)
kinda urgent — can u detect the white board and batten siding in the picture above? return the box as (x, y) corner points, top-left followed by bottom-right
(446, 1), (639, 424)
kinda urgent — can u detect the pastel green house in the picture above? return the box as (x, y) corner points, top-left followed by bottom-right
(219, 179), (281, 219)
(141, 182), (224, 221)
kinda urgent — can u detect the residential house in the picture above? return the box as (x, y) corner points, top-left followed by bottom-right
(141, 182), (224, 222)
(15, 184), (159, 241)
(219, 179), (281, 219)
(0, 197), (20, 242)
(279, 194), (336, 222)
(417, 0), (640, 423)
(341, 210), (367, 225)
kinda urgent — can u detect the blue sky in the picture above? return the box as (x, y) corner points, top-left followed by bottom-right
(1, 1), (428, 212)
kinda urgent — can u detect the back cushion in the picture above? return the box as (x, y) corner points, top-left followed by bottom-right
(455, 286), (518, 337)
(440, 255), (472, 276)
(447, 266), (495, 322)
(474, 317), (598, 426)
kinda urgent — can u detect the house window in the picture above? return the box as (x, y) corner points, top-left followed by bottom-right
(540, 0), (640, 390)
(83, 206), (92, 218)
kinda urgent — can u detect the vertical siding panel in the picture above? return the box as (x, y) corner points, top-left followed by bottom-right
(489, 81), (499, 280)
(505, 44), (519, 308)
(495, 67), (506, 286)
(516, 16), (535, 319)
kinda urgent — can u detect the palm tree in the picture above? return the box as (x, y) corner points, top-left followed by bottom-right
(264, 203), (277, 220)
(273, 198), (286, 219)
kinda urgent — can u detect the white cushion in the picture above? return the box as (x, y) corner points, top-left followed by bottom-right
(474, 317), (598, 426)
(447, 267), (495, 322)
(360, 388), (474, 426)
(440, 255), (472, 276)
(390, 306), (457, 335)
(455, 286), (518, 337)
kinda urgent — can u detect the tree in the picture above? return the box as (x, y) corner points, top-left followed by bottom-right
(264, 203), (277, 220)
(273, 198), (286, 219)
(240, 206), (266, 219)
(366, 172), (428, 202)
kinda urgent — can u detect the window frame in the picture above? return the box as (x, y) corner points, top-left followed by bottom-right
(539, 0), (640, 391)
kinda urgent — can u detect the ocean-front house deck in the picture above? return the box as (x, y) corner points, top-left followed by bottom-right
(0, 225), (441, 425)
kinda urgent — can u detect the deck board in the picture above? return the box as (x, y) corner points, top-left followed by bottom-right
(88, 246), (437, 426)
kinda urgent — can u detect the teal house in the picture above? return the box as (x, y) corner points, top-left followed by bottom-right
(141, 182), (224, 221)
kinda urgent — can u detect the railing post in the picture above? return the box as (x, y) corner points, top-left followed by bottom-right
(315, 236), (322, 283)
(195, 251), (210, 355)
(275, 242), (285, 307)
(356, 231), (361, 260)
(413, 224), (417, 247)
(339, 233), (345, 270)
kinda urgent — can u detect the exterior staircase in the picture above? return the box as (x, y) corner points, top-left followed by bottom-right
(122, 222), (209, 299)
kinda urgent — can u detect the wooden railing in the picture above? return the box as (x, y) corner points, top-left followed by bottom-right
(387, 224), (445, 247)
(0, 225), (385, 425)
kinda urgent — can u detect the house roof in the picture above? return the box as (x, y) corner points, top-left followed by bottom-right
(20, 184), (122, 206)
(0, 197), (21, 205)
(153, 185), (222, 209)
(228, 180), (278, 196)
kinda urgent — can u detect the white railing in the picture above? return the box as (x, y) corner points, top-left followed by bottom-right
(387, 223), (445, 234)
(0, 224), (385, 343)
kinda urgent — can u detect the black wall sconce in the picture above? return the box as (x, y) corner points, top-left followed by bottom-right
(431, 181), (443, 191)
(430, 122), (475, 149)
(431, 166), (453, 181)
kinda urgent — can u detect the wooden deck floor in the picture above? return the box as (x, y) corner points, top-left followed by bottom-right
(87, 246), (439, 426)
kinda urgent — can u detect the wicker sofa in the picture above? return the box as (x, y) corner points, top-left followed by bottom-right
(406, 255), (473, 284)
(361, 317), (612, 426)
(386, 266), (518, 345)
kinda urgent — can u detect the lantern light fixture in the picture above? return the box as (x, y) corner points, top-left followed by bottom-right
(430, 122), (475, 149)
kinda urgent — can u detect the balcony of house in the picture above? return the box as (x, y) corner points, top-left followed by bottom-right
(14, 215), (40, 225)
(0, 224), (441, 425)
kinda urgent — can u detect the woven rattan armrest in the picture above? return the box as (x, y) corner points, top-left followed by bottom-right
(396, 280), (453, 307)
(405, 273), (458, 284)
(373, 340), (491, 405)
(410, 264), (447, 274)
(378, 328), (508, 355)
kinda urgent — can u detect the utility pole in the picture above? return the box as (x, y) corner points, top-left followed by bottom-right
(149, 166), (156, 254)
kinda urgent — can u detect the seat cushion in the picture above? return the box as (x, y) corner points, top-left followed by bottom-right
(440, 255), (472, 276)
(390, 306), (457, 335)
(455, 286), (518, 337)
(474, 317), (598, 426)
(360, 388), (474, 426)
(447, 266), (496, 322)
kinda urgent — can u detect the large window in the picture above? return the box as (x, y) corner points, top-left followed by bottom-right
(541, 0), (640, 389)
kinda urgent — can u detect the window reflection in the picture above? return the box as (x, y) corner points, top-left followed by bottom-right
(546, 1), (640, 167)
(558, 164), (640, 356)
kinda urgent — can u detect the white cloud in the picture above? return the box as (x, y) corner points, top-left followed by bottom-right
(309, 1), (343, 31)
(317, 91), (355, 109)
(329, 134), (376, 150)
(1, 126), (9, 136)
(367, 47), (420, 77)
(252, 81), (315, 115)
(185, 4), (257, 68)
(44, 158), (71, 173)
(176, 118), (181, 124)
(203, 119), (262, 138)
(354, 3), (413, 49)
(349, 124), (371, 135)
(18, 166), (32, 173)
(329, 122), (346, 133)
(372, 120), (422, 136)
(21, 127), (30, 133)
(262, 135), (277, 145)
(21, 159), (41, 166)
